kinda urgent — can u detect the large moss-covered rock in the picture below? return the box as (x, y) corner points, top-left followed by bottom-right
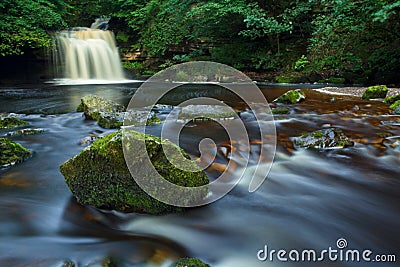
(77, 95), (125, 121)
(273, 89), (306, 104)
(362, 85), (388, 99)
(60, 130), (209, 214)
(0, 138), (31, 167)
(389, 100), (400, 114)
(0, 116), (28, 129)
(383, 94), (400, 104)
(172, 258), (210, 267)
(293, 128), (354, 149)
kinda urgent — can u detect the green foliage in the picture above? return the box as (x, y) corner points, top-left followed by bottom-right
(0, 0), (68, 56)
(294, 55), (310, 71)
(122, 61), (144, 70)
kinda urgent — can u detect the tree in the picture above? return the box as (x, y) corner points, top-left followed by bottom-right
(0, 0), (68, 56)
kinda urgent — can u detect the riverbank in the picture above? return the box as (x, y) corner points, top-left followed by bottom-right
(314, 86), (400, 98)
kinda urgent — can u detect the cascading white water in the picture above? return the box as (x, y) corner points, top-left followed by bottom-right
(54, 24), (125, 81)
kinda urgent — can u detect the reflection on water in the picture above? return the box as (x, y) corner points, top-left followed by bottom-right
(0, 83), (399, 266)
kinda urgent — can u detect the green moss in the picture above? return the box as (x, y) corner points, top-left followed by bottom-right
(293, 128), (354, 149)
(273, 89), (306, 104)
(0, 138), (31, 167)
(318, 77), (345, 84)
(389, 100), (400, 114)
(78, 95), (125, 121)
(383, 94), (400, 104)
(271, 107), (289, 115)
(0, 117), (28, 129)
(312, 131), (324, 138)
(60, 130), (209, 214)
(6, 128), (45, 136)
(173, 258), (210, 267)
(362, 85), (388, 100)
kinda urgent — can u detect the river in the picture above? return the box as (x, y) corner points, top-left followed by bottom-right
(0, 82), (399, 267)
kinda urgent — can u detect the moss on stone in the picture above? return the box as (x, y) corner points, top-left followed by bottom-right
(383, 94), (400, 104)
(362, 85), (388, 100)
(389, 100), (400, 114)
(271, 107), (289, 115)
(312, 131), (324, 138)
(60, 130), (209, 214)
(0, 117), (28, 129)
(173, 258), (210, 267)
(6, 128), (45, 137)
(293, 128), (354, 149)
(77, 95), (125, 121)
(273, 89), (306, 104)
(0, 138), (31, 167)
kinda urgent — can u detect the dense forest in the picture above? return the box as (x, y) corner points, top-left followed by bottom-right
(1, 0), (400, 84)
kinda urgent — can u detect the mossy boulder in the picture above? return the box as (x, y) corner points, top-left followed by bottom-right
(172, 258), (210, 267)
(389, 100), (400, 114)
(77, 95), (125, 121)
(177, 105), (237, 122)
(0, 138), (31, 167)
(0, 117), (28, 129)
(77, 95), (161, 129)
(293, 128), (354, 149)
(60, 130), (209, 214)
(273, 89), (306, 104)
(362, 85), (388, 100)
(383, 94), (400, 104)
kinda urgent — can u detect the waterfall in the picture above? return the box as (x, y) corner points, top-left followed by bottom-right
(54, 22), (125, 81)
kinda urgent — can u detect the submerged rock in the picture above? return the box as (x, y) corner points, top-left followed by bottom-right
(0, 138), (31, 167)
(60, 130), (209, 214)
(293, 128), (354, 149)
(177, 105), (237, 122)
(0, 116), (28, 129)
(273, 89), (306, 104)
(5, 128), (45, 137)
(362, 85), (388, 100)
(173, 258), (210, 267)
(271, 107), (289, 115)
(389, 100), (400, 114)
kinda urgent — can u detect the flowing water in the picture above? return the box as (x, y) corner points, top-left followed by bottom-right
(53, 28), (125, 81)
(0, 83), (399, 267)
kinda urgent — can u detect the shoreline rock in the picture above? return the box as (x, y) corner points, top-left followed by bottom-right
(362, 85), (388, 100)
